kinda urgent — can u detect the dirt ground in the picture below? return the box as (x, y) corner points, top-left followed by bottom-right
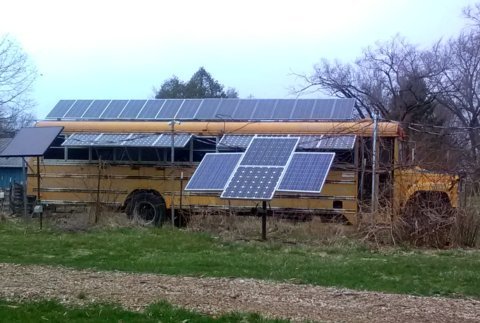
(1, 263), (479, 322)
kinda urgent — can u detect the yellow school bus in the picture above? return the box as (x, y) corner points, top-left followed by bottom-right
(28, 98), (458, 225)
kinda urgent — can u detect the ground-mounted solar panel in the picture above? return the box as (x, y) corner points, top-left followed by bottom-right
(271, 99), (295, 120)
(218, 135), (254, 149)
(100, 100), (128, 119)
(156, 99), (183, 120)
(215, 99), (240, 119)
(64, 100), (93, 118)
(46, 100), (75, 119)
(316, 135), (356, 150)
(82, 100), (111, 119)
(62, 133), (101, 146)
(220, 166), (283, 200)
(154, 133), (192, 147)
(251, 99), (276, 119)
(240, 137), (298, 166)
(119, 100), (147, 119)
(277, 152), (334, 193)
(185, 153), (242, 191)
(137, 100), (165, 119)
(174, 99), (202, 119)
(232, 100), (258, 119)
(291, 99), (315, 119)
(194, 99), (221, 120)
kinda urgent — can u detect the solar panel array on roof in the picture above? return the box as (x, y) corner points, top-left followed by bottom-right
(185, 153), (242, 191)
(45, 98), (355, 121)
(62, 133), (192, 148)
(218, 134), (356, 150)
(278, 152), (335, 193)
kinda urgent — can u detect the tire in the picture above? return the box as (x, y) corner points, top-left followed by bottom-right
(129, 192), (166, 226)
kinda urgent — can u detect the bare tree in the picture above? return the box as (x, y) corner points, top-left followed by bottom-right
(299, 36), (442, 124)
(297, 36), (453, 167)
(429, 22), (480, 178)
(0, 34), (37, 134)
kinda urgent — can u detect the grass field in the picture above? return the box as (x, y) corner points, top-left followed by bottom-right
(0, 299), (285, 323)
(0, 221), (479, 298)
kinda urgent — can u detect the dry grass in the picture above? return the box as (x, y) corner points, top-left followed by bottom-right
(187, 211), (355, 245)
(41, 206), (134, 232)
(359, 195), (480, 248)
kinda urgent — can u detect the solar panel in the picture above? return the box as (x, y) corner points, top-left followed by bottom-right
(64, 100), (93, 118)
(62, 133), (100, 146)
(46, 98), (355, 121)
(298, 135), (323, 149)
(215, 99), (240, 119)
(126, 134), (161, 147)
(82, 100), (111, 119)
(194, 99), (221, 120)
(240, 137), (298, 166)
(221, 166), (283, 200)
(185, 153), (242, 191)
(156, 100), (183, 119)
(311, 99), (335, 119)
(278, 152), (334, 193)
(119, 100), (147, 119)
(46, 100), (75, 119)
(95, 133), (130, 146)
(0, 127), (64, 157)
(100, 100), (128, 119)
(317, 135), (356, 150)
(218, 135), (254, 149)
(272, 99), (295, 119)
(251, 99), (276, 119)
(331, 98), (355, 119)
(291, 99), (315, 119)
(154, 134), (192, 147)
(175, 99), (202, 119)
(137, 100), (165, 119)
(232, 100), (257, 119)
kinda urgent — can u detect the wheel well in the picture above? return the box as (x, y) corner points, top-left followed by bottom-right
(123, 189), (163, 210)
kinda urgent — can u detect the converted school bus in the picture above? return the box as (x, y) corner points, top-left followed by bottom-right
(32, 98), (458, 225)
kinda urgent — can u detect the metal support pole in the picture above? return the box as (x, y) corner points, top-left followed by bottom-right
(36, 156), (42, 229)
(170, 121), (175, 165)
(22, 158), (28, 219)
(95, 157), (102, 223)
(371, 111), (379, 215)
(261, 201), (267, 241)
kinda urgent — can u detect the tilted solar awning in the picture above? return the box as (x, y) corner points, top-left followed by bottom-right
(218, 134), (356, 150)
(62, 133), (192, 148)
(0, 126), (63, 157)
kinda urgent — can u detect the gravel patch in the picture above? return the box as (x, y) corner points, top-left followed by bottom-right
(0, 263), (478, 322)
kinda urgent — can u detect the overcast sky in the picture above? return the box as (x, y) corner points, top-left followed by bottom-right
(0, 0), (478, 118)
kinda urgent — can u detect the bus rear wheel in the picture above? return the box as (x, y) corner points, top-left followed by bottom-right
(130, 192), (166, 226)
